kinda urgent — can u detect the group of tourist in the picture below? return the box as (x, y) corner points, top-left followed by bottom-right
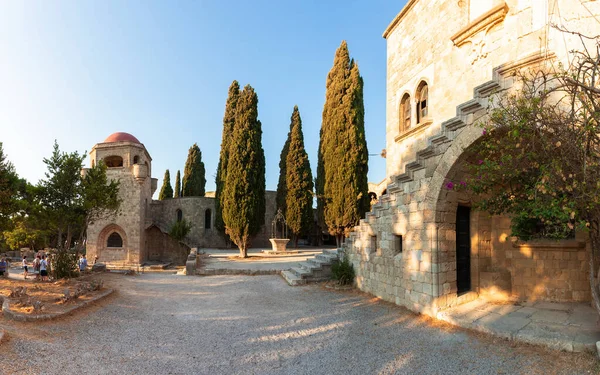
(21, 254), (49, 281)
(0, 253), (91, 281)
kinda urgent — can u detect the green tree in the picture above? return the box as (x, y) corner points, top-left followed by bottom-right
(276, 115), (292, 215)
(39, 141), (86, 251)
(215, 80), (240, 237)
(316, 41), (369, 246)
(0, 142), (20, 230)
(182, 143), (206, 197)
(39, 142), (121, 278)
(222, 84), (266, 258)
(284, 106), (314, 247)
(174, 170), (181, 198)
(158, 169), (174, 200)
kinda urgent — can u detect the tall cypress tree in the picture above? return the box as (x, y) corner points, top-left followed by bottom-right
(222, 84), (265, 258)
(215, 81), (240, 236)
(174, 170), (181, 198)
(285, 106), (314, 247)
(158, 169), (173, 200)
(276, 119), (292, 214)
(317, 41), (369, 246)
(182, 143), (206, 197)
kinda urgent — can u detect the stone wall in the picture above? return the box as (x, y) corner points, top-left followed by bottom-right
(148, 191), (278, 249)
(86, 164), (153, 265)
(145, 226), (190, 265)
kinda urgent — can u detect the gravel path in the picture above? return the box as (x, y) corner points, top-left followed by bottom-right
(1, 274), (597, 375)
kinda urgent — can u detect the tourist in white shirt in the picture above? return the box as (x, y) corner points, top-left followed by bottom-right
(40, 255), (48, 281)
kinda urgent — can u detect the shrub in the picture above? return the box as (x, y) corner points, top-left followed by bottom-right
(332, 257), (355, 285)
(50, 248), (78, 279)
(169, 219), (191, 242)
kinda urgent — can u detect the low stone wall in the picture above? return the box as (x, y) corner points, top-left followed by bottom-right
(505, 240), (590, 302)
(2, 289), (114, 322)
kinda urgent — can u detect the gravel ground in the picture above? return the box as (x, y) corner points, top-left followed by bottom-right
(1, 273), (597, 375)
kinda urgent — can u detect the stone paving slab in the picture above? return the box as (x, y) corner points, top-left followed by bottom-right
(437, 298), (600, 353)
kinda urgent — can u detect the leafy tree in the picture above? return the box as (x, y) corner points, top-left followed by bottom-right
(456, 32), (600, 315)
(0, 142), (20, 230)
(159, 169), (173, 200)
(316, 41), (369, 246)
(284, 106), (314, 247)
(276, 118), (292, 215)
(174, 170), (181, 198)
(182, 143), (206, 197)
(39, 142), (120, 278)
(215, 80), (240, 237)
(39, 141), (87, 251)
(222, 84), (266, 258)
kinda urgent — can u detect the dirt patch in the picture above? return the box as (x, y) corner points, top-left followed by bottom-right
(0, 275), (105, 316)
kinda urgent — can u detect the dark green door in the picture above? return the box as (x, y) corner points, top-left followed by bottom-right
(456, 206), (471, 295)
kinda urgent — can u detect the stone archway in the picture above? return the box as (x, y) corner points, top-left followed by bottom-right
(97, 224), (128, 263)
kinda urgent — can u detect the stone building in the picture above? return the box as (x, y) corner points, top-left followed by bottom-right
(85, 132), (277, 266)
(350, 0), (600, 317)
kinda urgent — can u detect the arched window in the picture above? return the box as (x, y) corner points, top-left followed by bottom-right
(133, 155), (139, 164)
(205, 209), (212, 229)
(400, 94), (411, 132)
(104, 155), (123, 168)
(176, 209), (183, 222)
(107, 232), (123, 248)
(417, 83), (429, 123)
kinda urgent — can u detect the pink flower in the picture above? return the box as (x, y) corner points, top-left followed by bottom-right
(460, 181), (467, 187)
(478, 159), (484, 165)
(482, 130), (487, 135)
(446, 182), (454, 190)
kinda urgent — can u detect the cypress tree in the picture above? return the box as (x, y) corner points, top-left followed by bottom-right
(316, 41), (369, 246)
(285, 106), (314, 247)
(174, 170), (181, 198)
(158, 169), (173, 200)
(222, 84), (265, 258)
(276, 120), (292, 214)
(182, 143), (206, 197)
(215, 81), (240, 236)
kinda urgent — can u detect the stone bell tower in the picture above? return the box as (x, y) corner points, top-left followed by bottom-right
(85, 132), (158, 265)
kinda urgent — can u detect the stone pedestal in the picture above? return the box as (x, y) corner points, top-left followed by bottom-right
(269, 239), (290, 252)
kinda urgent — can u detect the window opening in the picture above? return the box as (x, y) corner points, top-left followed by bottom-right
(107, 232), (123, 248)
(205, 209), (212, 229)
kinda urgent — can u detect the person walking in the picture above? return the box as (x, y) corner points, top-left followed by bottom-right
(33, 255), (41, 281)
(78, 255), (88, 273)
(0, 257), (7, 278)
(40, 255), (48, 282)
(22, 255), (28, 279)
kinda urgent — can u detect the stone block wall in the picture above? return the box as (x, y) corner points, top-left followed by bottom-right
(148, 191), (278, 249)
(145, 225), (190, 265)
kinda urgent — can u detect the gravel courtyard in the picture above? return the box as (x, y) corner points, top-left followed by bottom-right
(1, 273), (597, 375)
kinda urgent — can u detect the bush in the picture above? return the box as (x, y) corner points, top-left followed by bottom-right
(331, 257), (355, 285)
(169, 219), (192, 242)
(50, 248), (78, 279)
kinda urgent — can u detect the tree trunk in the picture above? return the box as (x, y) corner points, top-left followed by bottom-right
(294, 235), (298, 248)
(335, 234), (342, 248)
(588, 224), (600, 315)
(239, 245), (247, 259)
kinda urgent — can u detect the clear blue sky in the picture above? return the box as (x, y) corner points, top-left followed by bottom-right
(0, 1), (404, 197)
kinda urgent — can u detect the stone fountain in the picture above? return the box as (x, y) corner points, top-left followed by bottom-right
(269, 209), (290, 253)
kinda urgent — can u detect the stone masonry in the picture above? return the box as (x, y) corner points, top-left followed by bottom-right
(345, 0), (600, 317)
(86, 132), (278, 266)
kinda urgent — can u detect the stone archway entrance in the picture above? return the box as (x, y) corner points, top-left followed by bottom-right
(97, 224), (128, 263)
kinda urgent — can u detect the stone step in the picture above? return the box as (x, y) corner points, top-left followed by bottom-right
(281, 270), (306, 286)
(308, 258), (330, 268)
(290, 267), (311, 278)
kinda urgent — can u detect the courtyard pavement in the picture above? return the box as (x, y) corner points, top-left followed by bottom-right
(1, 273), (597, 374)
(198, 247), (330, 273)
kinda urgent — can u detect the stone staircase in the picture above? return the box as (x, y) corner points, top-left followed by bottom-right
(281, 249), (340, 286)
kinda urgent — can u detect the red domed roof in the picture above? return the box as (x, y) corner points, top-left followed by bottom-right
(104, 132), (141, 144)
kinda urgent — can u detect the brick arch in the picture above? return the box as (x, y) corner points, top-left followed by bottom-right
(97, 224), (128, 262)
